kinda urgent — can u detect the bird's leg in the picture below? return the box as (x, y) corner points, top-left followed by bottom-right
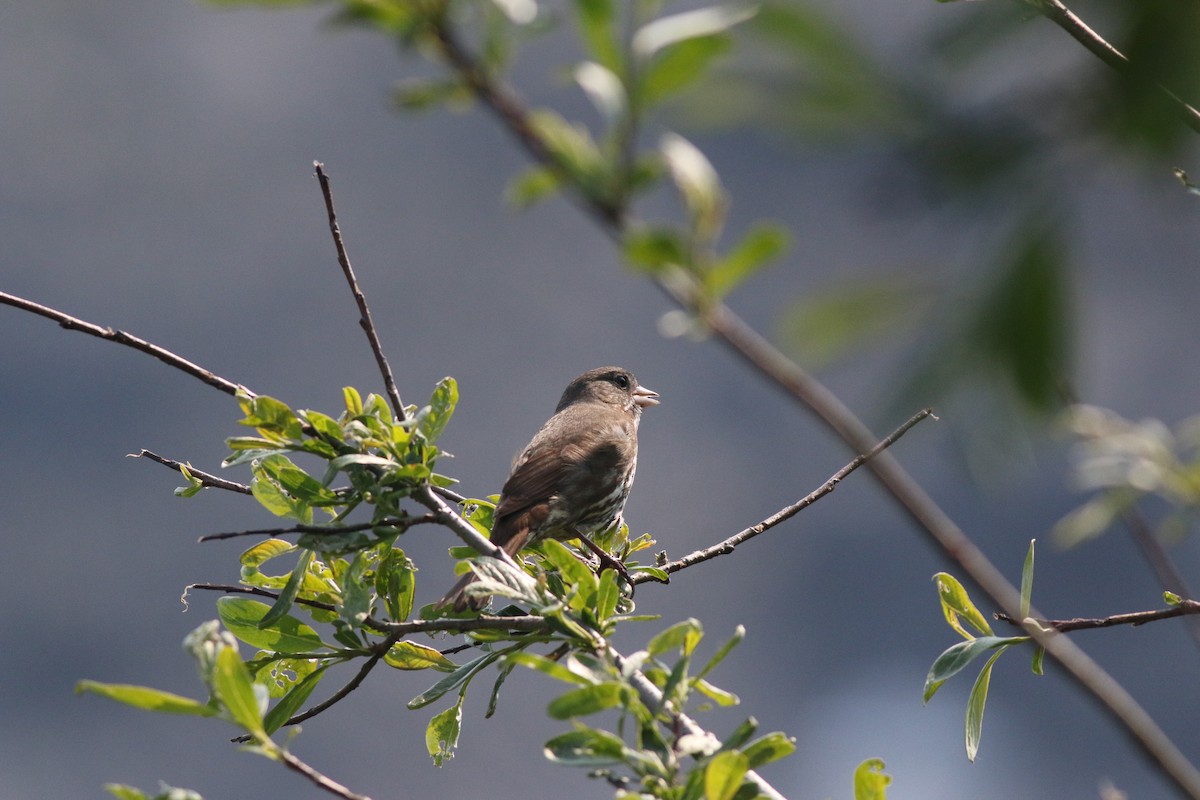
(576, 535), (634, 596)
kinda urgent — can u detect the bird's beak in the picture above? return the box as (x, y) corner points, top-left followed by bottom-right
(633, 384), (660, 408)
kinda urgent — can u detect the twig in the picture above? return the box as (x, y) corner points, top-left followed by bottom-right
(422, 20), (1200, 798)
(413, 484), (512, 563)
(198, 514), (437, 542)
(314, 162), (407, 422)
(1024, 0), (1200, 135)
(1118, 507), (1200, 649)
(639, 408), (934, 582)
(996, 600), (1200, 633)
(0, 291), (249, 397)
(606, 643), (785, 800)
(275, 747), (373, 800)
(129, 449), (252, 494)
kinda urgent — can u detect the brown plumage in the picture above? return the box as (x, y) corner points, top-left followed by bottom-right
(436, 366), (659, 612)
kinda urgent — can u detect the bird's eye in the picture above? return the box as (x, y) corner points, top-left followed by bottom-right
(612, 373), (630, 389)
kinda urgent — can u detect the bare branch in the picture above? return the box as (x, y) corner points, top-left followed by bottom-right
(313, 162), (407, 421)
(128, 449), (252, 494)
(198, 514), (437, 542)
(997, 599), (1200, 633)
(275, 747), (373, 800)
(640, 408), (935, 582)
(1, 291), (248, 397)
(413, 484), (512, 564)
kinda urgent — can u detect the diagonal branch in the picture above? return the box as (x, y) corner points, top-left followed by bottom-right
(129, 449), (252, 494)
(313, 162), (408, 421)
(198, 514), (437, 542)
(640, 408), (934, 582)
(0, 291), (248, 397)
(997, 599), (1200, 633)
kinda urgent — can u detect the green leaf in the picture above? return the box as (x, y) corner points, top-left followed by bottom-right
(263, 663), (330, 734)
(257, 548), (315, 631)
(213, 647), (266, 739)
(343, 386), (363, 416)
(507, 651), (597, 686)
(575, 61), (626, 123)
(546, 682), (624, 719)
(425, 697), (463, 767)
(697, 624), (744, 679)
(595, 568), (620, 621)
(76, 681), (216, 717)
(573, 0), (621, 70)
(408, 652), (500, 709)
(540, 538), (598, 598)
(932, 572), (993, 639)
(1165, 591), (1184, 606)
(924, 636), (1023, 703)
(544, 727), (627, 766)
(377, 547), (416, 621)
(633, 5), (757, 59)
(741, 731), (796, 768)
(340, 549), (373, 627)
(251, 473), (311, 522)
(104, 787), (148, 800)
(217, 597), (328, 653)
(853, 758), (892, 800)
(1031, 645), (1045, 676)
(414, 377), (458, 445)
(641, 34), (732, 107)
(966, 647), (1008, 761)
(1020, 539), (1036, 620)
(720, 717), (758, 751)
(239, 395), (302, 439)
(623, 226), (688, 274)
(385, 641), (458, 672)
(707, 223), (788, 298)
(240, 538), (296, 569)
(527, 109), (605, 182)
(661, 132), (726, 238)
(648, 618), (704, 657)
(505, 166), (561, 209)
(704, 749), (749, 800)
(693, 677), (739, 707)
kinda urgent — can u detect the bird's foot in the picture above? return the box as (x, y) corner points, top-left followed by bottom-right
(577, 536), (635, 597)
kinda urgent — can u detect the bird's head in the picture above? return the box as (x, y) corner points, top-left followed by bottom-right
(556, 366), (660, 414)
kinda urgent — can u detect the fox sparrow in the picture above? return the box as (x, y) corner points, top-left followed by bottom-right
(436, 366), (659, 611)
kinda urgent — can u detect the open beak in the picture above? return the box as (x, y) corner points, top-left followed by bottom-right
(633, 384), (660, 408)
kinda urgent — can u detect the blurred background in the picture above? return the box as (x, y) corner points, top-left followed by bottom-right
(3, 0), (1200, 798)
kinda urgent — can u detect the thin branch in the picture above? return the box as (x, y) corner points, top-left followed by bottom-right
(1025, 0), (1200, 135)
(0, 291), (248, 397)
(606, 643), (786, 800)
(413, 484), (512, 563)
(129, 449), (252, 494)
(198, 514), (437, 542)
(313, 162), (407, 421)
(997, 599), (1200, 634)
(639, 408), (934, 582)
(275, 747), (373, 800)
(1118, 507), (1200, 649)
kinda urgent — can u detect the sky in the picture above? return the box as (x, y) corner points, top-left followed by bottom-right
(3, 1), (1200, 799)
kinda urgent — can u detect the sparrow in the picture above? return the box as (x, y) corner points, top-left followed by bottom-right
(435, 366), (659, 611)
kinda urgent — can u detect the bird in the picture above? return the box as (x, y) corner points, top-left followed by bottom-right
(435, 366), (659, 612)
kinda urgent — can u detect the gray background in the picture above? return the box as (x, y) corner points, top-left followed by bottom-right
(3, 1), (1200, 798)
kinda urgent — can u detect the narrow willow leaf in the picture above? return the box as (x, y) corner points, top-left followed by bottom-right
(263, 664), (329, 734)
(343, 386), (363, 416)
(507, 651), (597, 686)
(704, 749), (749, 800)
(1020, 539), (1036, 620)
(623, 225), (687, 273)
(741, 731), (796, 768)
(632, 4), (757, 59)
(408, 652), (499, 709)
(706, 223), (789, 298)
(76, 681), (215, 717)
(640, 34), (731, 107)
(852, 758), (892, 800)
(693, 677), (739, 707)
(1031, 645), (1045, 676)
(385, 641), (458, 672)
(544, 728), (627, 766)
(720, 717), (758, 750)
(546, 682), (623, 719)
(257, 549), (315, 630)
(596, 568), (620, 622)
(966, 647), (1008, 761)
(932, 572), (993, 639)
(697, 624), (744, 679)
(505, 166), (561, 209)
(213, 647), (266, 739)
(415, 377), (457, 445)
(648, 617), (704, 657)
(575, 61), (626, 123)
(217, 597), (328, 653)
(425, 697), (463, 766)
(573, 0), (620, 69)
(923, 636), (1025, 703)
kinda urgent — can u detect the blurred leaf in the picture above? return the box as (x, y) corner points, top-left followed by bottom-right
(624, 225), (688, 273)
(1031, 645), (1045, 676)
(706, 223), (788, 298)
(853, 758), (892, 800)
(385, 641), (458, 672)
(641, 35), (733, 107)
(546, 682), (624, 718)
(217, 597), (329, 653)
(633, 5), (757, 60)
(573, 0), (621, 71)
(779, 276), (927, 368)
(506, 165), (562, 208)
(704, 749), (749, 800)
(426, 696), (463, 766)
(965, 646), (1007, 761)
(528, 109), (606, 182)
(76, 681), (215, 717)
(575, 61), (626, 123)
(661, 132), (726, 238)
